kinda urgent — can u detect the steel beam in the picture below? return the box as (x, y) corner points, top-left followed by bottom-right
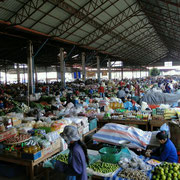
(27, 40), (34, 95)
(59, 48), (65, 88)
(64, 0), (120, 39)
(108, 59), (111, 80)
(48, 0), (109, 36)
(17, 63), (20, 83)
(8, 0), (46, 25)
(82, 52), (86, 81)
(29, 5), (57, 29)
(96, 56), (100, 83)
(98, 17), (150, 51)
(79, 2), (140, 45)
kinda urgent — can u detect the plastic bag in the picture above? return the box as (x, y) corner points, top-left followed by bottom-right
(160, 123), (170, 137)
(123, 101), (133, 110)
(43, 160), (54, 169)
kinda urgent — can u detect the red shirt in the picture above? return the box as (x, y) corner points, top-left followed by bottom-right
(98, 86), (104, 93)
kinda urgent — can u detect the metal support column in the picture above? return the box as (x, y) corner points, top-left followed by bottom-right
(59, 48), (65, 88)
(4, 65), (7, 84)
(140, 66), (142, 79)
(45, 66), (48, 83)
(108, 59), (111, 80)
(96, 56), (100, 83)
(17, 63), (20, 83)
(121, 67), (123, 80)
(35, 66), (38, 84)
(27, 40), (34, 95)
(56, 65), (59, 81)
(23, 64), (26, 83)
(132, 67), (134, 79)
(82, 52), (86, 81)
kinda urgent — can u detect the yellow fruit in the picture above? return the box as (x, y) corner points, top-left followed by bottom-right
(174, 173), (178, 177)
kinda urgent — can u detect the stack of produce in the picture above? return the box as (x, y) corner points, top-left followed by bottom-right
(117, 168), (149, 180)
(88, 161), (119, 174)
(152, 162), (180, 180)
(54, 154), (68, 164)
(164, 109), (177, 120)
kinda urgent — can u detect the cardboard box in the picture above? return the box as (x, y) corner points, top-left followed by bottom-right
(21, 151), (42, 160)
(52, 138), (61, 150)
(0, 128), (17, 142)
(12, 119), (21, 126)
(42, 146), (53, 157)
(152, 115), (164, 121)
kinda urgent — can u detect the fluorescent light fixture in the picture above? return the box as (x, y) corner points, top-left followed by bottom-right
(72, 54), (79, 58)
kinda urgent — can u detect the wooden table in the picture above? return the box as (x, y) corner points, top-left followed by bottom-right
(149, 120), (169, 131)
(98, 119), (149, 131)
(0, 148), (60, 180)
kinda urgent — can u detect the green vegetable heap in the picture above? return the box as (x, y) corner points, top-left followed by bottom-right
(152, 162), (180, 180)
(54, 154), (68, 164)
(88, 161), (119, 174)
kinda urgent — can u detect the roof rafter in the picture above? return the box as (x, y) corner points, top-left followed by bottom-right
(79, 2), (140, 45)
(8, 0), (46, 25)
(47, 0), (109, 36)
(63, 0), (120, 39)
(97, 17), (150, 51)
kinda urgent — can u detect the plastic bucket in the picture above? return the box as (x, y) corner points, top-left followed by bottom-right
(99, 147), (121, 164)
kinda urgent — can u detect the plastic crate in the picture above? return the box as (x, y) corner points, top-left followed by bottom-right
(89, 118), (97, 131)
(21, 150), (42, 160)
(99, 147), (121, 164)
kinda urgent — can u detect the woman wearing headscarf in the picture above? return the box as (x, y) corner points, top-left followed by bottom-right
(45, 126), (89, 180)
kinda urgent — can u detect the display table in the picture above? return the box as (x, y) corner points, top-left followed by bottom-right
(82, 128), (97, 141)
(149, 120), (169, 131)
(98, 119), (148, 131)
(0, 148), (60, 180)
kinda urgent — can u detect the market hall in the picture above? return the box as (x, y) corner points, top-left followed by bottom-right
(0, 0), (180, 180)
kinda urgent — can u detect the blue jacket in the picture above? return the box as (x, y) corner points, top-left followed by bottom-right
(151, 139), (178, 163)
(55, 142), (87, 180)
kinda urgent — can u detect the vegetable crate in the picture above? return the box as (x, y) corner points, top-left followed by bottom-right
(89, 118), (97, 131)
(21, 151), (42, 160)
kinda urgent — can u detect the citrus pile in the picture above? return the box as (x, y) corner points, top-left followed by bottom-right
(54, 154), (68, 164)
(152, 162), (180, 180)
(88, 161), (119, 174)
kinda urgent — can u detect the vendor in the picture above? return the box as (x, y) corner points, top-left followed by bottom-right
(47, 126), (88, 180)
(98, 83), (105, 98)
(145, 131), (178, 163)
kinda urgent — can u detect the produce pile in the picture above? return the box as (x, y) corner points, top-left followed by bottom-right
(54, 154), (68, 164)
(152, 162), (180, 180)
(117, 168), (149, 180)
(4, 134), (31, 144)
(88, 161), (119, 174)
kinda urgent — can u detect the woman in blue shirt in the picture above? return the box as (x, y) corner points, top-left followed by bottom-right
(45, 126), (89, 180)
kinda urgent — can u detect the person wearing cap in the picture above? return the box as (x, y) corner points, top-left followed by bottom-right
(145, 131), (178, 163)
(47, 125), (89, 180)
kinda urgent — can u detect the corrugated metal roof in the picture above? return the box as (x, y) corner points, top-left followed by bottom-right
(1, 0), (179, 66)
